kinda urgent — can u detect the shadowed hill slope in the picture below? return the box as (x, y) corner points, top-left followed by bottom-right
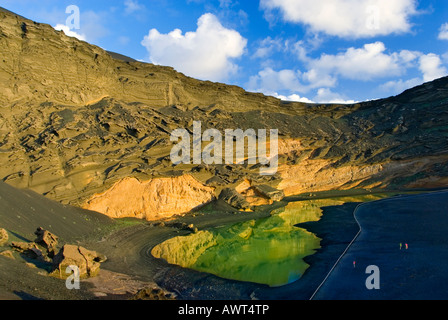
(0, 181), (114, 243)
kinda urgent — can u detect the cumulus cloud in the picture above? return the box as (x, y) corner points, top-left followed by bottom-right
(141, 13), (247, 82)
(246, 68), (356, 104)
(294, 42), (421, 87)
(284, 94), (315, 103)
(53, 24), (86, 41)
(307, 42), (408, 81)
(249, 42), (447, 104)
(314, 88), (357, 104)
(260, 88), (356, 104)
(247, 42), (411, 100)
(301, 69), (337, 88)
(246, 68), (321, 102)
(438, 23), (448, 40)
(260, 0), (418, 38)
(419, 53), (448, 82)
(379, 53), (447, 95)
(272, 92), (315, 103)
(247, 67), (305, 93)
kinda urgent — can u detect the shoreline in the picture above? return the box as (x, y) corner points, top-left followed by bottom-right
(311, 189), (448, 300)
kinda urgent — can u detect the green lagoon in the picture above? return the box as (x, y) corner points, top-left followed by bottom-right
(152, 195), (386, 287)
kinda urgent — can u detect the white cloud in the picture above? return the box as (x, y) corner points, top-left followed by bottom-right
(124, 0), (144, 14)
(252, 37), (285, 59)
(260, 0), (418, 38)
(141, 13), (247, 82)
(247, 43), (405, 99)
(258, 87), (356, 104)
(292, 40), (309, 62)
(246, 68), (355, 104)
(53, 24), (86, 41)
(419, 53), (448, 82)
(286, 94), (315, 103)
(260, 39), (420, 85)
(247, 67), (305, 93)
(272, 92), (315, 103)
(249, 42), (447, 105)
(308, 42), (407, 81)
(301, 69), (337, 88)
(438, 23), (448, 40)
(397, 49), (421, 67)
(379, 53), (447, 95)
(314, 88), (357, 104)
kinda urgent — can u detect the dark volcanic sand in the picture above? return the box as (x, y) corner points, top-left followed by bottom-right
(2, 181), (446, 300)
(311, 190), (448, 300)
(0, 181), (114, 300)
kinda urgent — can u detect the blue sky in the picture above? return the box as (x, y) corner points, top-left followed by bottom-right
(2, 0), (448, 103)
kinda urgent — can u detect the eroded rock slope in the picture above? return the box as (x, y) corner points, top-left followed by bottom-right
(1, 7), (448, 219)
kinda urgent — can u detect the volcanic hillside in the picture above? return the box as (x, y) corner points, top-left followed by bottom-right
(1, 7), (448, 220)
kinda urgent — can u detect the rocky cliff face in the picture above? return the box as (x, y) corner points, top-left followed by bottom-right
(83, 175), (215, 220)
(1, 8), (448, 220)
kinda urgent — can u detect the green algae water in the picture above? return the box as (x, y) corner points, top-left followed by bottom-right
(152, 195), (388, 287)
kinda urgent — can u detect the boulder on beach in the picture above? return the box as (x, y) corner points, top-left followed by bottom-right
(34, 227), (58, 256)
(11, 241), (39, 253)
(10, 241), (50, 262)
(50, 244), (107, 279)
(0, 228), (8, 246)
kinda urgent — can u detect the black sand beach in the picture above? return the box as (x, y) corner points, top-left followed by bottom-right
(312, 190), (448, 300)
